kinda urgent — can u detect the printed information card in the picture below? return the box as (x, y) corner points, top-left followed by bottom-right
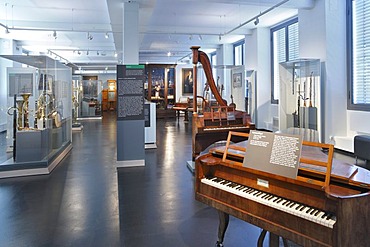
(117, 65), (145, 121)
(243, 130), (302, 179)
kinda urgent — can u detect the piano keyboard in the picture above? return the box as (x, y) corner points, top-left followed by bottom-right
(203, 126), (250, 131)
(201, 177), (337, 229)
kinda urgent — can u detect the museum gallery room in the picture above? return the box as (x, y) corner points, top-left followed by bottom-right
(0, 0), (370, 246)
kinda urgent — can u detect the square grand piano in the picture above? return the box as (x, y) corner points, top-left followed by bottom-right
(195, 131), (370, 247)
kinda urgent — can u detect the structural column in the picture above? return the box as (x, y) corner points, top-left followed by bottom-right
(116, 1), (145, 167)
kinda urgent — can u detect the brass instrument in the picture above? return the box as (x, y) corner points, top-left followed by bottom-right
(35, 91), (60, 128)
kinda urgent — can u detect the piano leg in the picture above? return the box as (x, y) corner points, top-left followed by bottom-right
(215, 210), (229, 247)
(257, 229), (267, 247)
(269, 233), (279, 247)
(257, 229), (289, 247)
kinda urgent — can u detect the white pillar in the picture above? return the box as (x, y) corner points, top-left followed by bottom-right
(122, 2), (139, 64)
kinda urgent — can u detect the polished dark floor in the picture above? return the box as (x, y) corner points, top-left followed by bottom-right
(0, 112), (367, 247)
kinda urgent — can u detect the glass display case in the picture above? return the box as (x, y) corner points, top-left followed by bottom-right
(0, 55), (72, 177)
(196, 65), (256, 118)
(101, 80), (116, 111)
(145, 64), (176, 117)
(77, 79), (102, 118)
(279, 59), (321, 140)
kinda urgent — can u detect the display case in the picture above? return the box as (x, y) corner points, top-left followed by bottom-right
(72, 75), (83, 129)
(102, 80), (116, 111)
(145, 64), (176, 117)
(196, 65), (256, 119)
(78, 79), (102, 118)
(0, 55), (72, 178)
(279, 59), (321, 140)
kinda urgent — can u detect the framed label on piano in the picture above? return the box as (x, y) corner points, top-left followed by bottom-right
(243, 130), (302, 179)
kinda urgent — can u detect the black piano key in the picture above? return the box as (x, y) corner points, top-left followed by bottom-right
(255, 192), (263, 197)
(227, 183), (238, 188)
(244, 188), (253, 193)
(276, 198), (283, 203)
(253, 191), (260, 196)
(261, 193), (269, 199)
(314, 210), (321, 216)
(267, 195), (275, 200)
(273, 197), (280, 203)
(286, 201), (293, 207)
(282, 200), (290, 206)
(307, 208), (315, 214)
(326, 213), (333, 220)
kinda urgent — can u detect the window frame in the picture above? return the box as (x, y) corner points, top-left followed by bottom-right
(270, 17), (299, 104)
(347, 0), (370, 111)
(233, 39), (245, 65)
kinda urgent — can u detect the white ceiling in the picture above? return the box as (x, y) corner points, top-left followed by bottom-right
(0, 0), (315, 71)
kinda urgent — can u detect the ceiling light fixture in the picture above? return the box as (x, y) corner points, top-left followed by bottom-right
(86, 50), (89, 55)
(105, 32), (109, 39)
(53, 30), (57, 39)
(198, 35), (202, 41)
(97, 51), (100, 55)
(189, 34), (193, 40)
(224, 0), (289, 35)
(78, 50), (81, 55)
(219, 35), (222, 41)
(167, 51), (171, 57)
(114, 52), (118, 57)
(254, 17), (259, 26)
(87, 32), (93, 40)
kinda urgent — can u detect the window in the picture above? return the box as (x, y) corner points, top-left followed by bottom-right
(210, 52), (217, 66)
(271, 17), (299, 104)
(348, 0), (370, 111)
(210, 52), (217, 82)
(233, 40), (244, 65)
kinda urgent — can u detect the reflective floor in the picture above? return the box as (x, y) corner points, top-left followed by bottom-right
(0, 112), (366, 247)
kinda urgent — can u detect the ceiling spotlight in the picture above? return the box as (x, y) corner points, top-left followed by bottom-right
(219, 34), (222, 41)
(97, 51), (100, 55)
(53, 30), (57, 39)
(189, 34), (193, 40)
(114, 52), (118, 57)
(167, 51), (171, 57)
(77, 50), (81, 55)
(254, 17), (259, 26)
(105, 32), (109, 39)
(198, 35), (202, 41)
(87, 32), (93, 40)
(87, 50), (89, 55)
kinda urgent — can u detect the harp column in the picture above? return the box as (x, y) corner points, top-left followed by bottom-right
(191, 46), (200, 114)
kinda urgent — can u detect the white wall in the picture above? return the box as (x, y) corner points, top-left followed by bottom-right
(245, 28), (274, 130)
(298, 0), (370, 152)
(0, 39), (20, 133)
(98, 73), (117, 89)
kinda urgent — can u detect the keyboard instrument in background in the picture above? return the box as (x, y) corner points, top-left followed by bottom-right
(190, 46), (255, 160)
